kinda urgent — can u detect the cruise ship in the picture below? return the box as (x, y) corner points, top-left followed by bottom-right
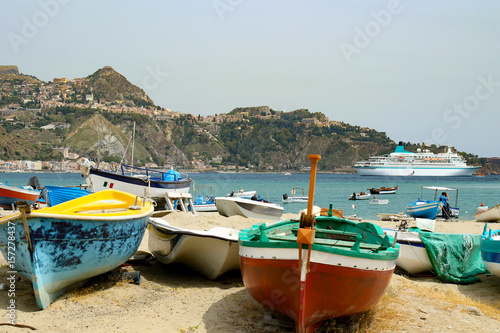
(354, 142), (480, 176)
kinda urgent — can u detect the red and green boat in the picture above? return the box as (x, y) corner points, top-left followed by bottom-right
(238, 154), (399, 332)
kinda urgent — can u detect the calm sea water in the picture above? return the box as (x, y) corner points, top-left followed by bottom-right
(2, 172), (499, 221)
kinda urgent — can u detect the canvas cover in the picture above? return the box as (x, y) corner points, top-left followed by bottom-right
(412, 227), (489, 284)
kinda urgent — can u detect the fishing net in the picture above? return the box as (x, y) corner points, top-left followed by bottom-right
(415, 228), (489, 284)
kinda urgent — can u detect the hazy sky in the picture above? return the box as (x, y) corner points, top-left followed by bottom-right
(2, 1), (499, 157)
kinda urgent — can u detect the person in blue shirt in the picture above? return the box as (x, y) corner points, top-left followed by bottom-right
(439, 192), (451, 219)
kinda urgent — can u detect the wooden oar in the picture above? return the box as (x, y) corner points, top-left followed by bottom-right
(297, 154), (321, 333)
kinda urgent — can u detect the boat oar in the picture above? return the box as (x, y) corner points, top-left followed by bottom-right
(296, 154), (321, 333)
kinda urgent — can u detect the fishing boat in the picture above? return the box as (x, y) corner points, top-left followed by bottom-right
(41, 185), (91, 207)
(406, 187), (459, 219)
(148, 217), (240, 280)
(192, 184), (217, 212)
(239, 154), (399, 332)
(0, 177), (41, 208)
(354, 142), (480, 176)
(226, 189), (256, 199)
(383, 225), (433, 275)
(215, 196), (284, 220)
(475, 203), (500, 222)
(406, 200), (440, 219)
(0, 189), (154, 309)
(480, 223), (500, 277)
(348, 191), (370, 200)
(385, 220), (487, 282)
(282, 187), (309, 203)
(367, 186), (398, 195)
(369, 197), (390, 205)
(81, 160), (191, 199)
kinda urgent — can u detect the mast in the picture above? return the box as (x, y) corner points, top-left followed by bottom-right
(131, 121), (135, 167)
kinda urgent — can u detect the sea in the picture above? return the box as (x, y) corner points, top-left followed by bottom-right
(2, 172), (499, 221)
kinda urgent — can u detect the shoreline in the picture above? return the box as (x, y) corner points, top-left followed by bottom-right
(1, 213), (499, 332)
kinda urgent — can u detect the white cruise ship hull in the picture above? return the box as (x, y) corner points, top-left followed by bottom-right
(355, 166), (479, 177)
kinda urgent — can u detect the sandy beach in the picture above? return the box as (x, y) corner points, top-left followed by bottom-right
(1, 211), (500, 333)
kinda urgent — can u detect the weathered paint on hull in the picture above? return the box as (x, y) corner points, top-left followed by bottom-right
(240, 256), (394, 331)
(0, 215), (149, 309)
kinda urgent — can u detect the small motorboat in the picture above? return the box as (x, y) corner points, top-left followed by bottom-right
(282, 187), (308, 203)
(192, 184), (217, 212)
(81, 159), (191, 199)
(370, 197), (390, 205)
(226, 189), (256, 199)
(148, 217), (241, 280)
(384, 220), (487, 283)
(406, 199), (440, 219)
(41, 185), (91, 207)
(215, 196), (284, 220)
(348, 191), (370, 200)
(475, 203), (500, 222)
(480, 223), (500, 277)
(0, 189), (154, 309)
(0, 177), (42, 208)
(367, 186), (398, 195)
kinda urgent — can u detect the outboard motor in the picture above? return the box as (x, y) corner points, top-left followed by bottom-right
(27, 176), (41, 190)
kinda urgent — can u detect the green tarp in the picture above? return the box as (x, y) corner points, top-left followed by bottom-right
(414, 228), (489, 284)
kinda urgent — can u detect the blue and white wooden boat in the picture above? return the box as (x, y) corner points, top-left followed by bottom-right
(191, 184), (217, 212)
(406, 199), (440, 219)
(81, 160), (191, 199)
(0, 189), (154, 309)
(0, 182), (41, 207)
(480, 224), (500, 277)
(41, 185), (91, 207)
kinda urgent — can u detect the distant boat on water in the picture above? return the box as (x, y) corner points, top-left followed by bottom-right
(354, 142), (480, 176)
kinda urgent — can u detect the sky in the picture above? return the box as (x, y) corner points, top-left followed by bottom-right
(1, 1), (499, 157)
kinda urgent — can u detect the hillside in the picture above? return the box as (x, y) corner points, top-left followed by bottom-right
(87, 66), (154, 106)
(1, 65), (494, 173)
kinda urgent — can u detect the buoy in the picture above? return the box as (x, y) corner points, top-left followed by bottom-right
(352, 204), (356, 209)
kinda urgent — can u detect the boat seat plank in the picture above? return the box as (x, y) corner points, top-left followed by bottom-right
(291, 226), (358, 238)
(267, 234), (381, 250)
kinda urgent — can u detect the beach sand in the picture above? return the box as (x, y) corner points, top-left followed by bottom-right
(1, 211), (500, 332)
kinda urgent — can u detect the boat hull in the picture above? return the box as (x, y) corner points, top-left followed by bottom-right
(406, 201), (439, 219)
(0, 183), (40, 207)
(480, 229), (500, 278)
(355, 166), (479, 177)
(475, 204), (500, 222)
(42, 185), (91, 207)
(383, 229), (432, 275)
(86, 167), (191, 198)
(0, 190), (153, 309)
(240, 246), (395, 329)
(148, 218), (240, 280)
(239, 216), (398, 331)
(215, 197), (284, 220)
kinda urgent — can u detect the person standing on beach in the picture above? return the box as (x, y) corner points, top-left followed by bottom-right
(439, 191), (451, 219)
